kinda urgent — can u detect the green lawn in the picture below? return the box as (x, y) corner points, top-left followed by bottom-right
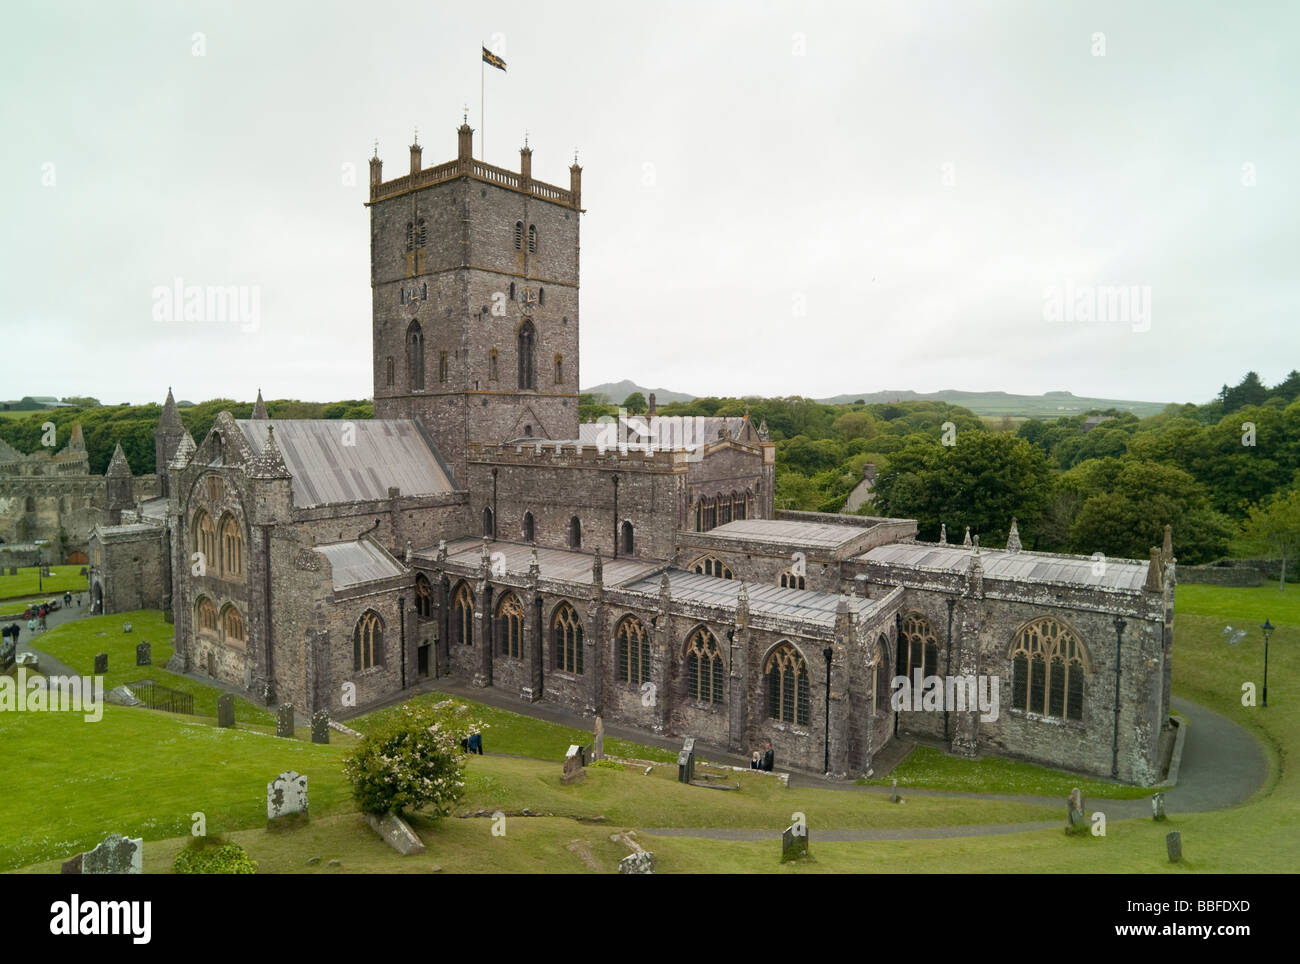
(6, 583), (1296, 873)
(0, 566), (88, 601)
(860, 745), (1158, 800)
(33, 609), (273, 725)
(351, 690), (680, 764)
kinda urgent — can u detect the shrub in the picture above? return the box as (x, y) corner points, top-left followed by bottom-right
(344, 701), (483, 817)
(173, 839), (257, 875)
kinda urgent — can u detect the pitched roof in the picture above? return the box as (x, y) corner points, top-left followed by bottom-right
(314, 539), (406, 590)
(235, 419), (455, 507)
(105, 442), (132, 477)
(623, 569), (878, 626)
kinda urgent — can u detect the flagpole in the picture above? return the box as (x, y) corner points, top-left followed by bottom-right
(480, 43), (485, 161)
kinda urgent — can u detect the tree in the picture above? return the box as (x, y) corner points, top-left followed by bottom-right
(871, 432), (1053, 544)
(343, 701), (483, 818)
(831, 410), (877, 442)
(1236, 489), (1300, 589)
(621, 392), (647, 415)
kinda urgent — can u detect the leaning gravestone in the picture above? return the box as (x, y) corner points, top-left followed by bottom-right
(782, 823), (809, 861)
(365, 812), (426, 855)
(267, 771), (309, 830)
(135, 641), (151, 666)
(677, 736), (696, 785)
(619, 851), (655, 874)
(1151, 792), (1167, 821)
(1166, 830), (1182, 862)
(276, 703), (295, 738)
(81, 833), (143, 874)
(592, 715), (605, 761)
(311, 710), (330, 744)
(93, 652), (108, 674)
(216, 693), (235, 728)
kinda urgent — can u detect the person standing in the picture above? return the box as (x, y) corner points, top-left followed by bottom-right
(761, 741), (774, 772)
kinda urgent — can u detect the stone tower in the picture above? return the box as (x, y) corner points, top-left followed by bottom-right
(155, 387), (186, 498)
(367, 122), (583, 485)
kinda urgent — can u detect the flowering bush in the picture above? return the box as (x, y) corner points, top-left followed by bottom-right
(173, 839), (257, 874)
(344, 702), (484, 817)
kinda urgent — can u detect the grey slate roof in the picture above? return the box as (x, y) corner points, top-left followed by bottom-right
(314, 540), (406, 590)
(623, 570), (877, 627)
(140, 497), (169, 520)
(435, 538), (662, 587)
(236, 419), (455, 507)
(858, 542), (1149, 592)
(706, 518), (873, 549)
(576, 415), (750, 450)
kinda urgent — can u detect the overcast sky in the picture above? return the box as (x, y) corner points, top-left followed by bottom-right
(2, 0), (1296, 407)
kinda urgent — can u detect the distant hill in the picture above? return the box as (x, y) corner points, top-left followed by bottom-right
(814, 389), (1170, 419)
(581, 380), (696, 406)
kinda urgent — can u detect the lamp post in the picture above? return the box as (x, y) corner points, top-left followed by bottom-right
(1261, 619), (1273, 707)
(823, 645), (833, 774)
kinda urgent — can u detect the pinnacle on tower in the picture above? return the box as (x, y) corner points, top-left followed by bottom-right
(159, 387), (182, 430)
(168, 431), (197, 472)
(252, 389), (268, 420)
(247, 425), (290, 479)
(963, 526), (972, 547)
(1006, 518), (1022, 553)
(106, 442), (132, 477)
(939, 523), (948, 544)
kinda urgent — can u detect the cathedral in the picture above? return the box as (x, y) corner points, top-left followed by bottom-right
(89, 122), (1178, 784)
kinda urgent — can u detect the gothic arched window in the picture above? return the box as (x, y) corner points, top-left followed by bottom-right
(353, 610), (384, 670)
(569, 515), (582, 549)
(527, 223), (537, 253)
(691, 556), (732, 579)
(616, 615), (650, 685)
(221, 605), (246, 650)
(779, 570), (806, 589)
(686, 627), (724, 704)
(451, 582), (474, 646)
(620, 520), (634, 556)
(1010, 617), (1090, 721)
(765, 643), (810, 726)
(523, 512), (535, 542)
(874, 635), (891, 716)
(497, 593), (525, 659)
(482, 506), (494, 538)
(517, 321), (536, 389)
(514, 221), (523, 250)
(195, 596), (217, 635)
(407, 320), (425, 391)
(414, 574), (433, 619)
(554, 353), (564, 384)
(899, 612), (938, 683)
(552, 602), (584, 674)
(194, 510), (217, 572)
(219, 515), (243, 579)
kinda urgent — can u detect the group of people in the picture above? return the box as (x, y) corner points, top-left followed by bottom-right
(460, 732), (484, 754)
(750, 740), (775, 772)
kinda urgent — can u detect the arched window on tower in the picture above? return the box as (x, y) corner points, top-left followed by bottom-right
(517, 321), (536, 389)
(528, 224), (537, 253)
(406, 320), (425, 391)
(620, 520), (634, 556)
(523, 512), (535, 542)
(514, 221), (523, 250)
(482, 506), (494, 538)
(554, 354), (564, 385)
(489, 348), (499, 381)
(568, 516), (582, 549)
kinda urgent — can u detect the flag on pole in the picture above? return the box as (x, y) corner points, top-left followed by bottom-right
(482, 46), (506, 71)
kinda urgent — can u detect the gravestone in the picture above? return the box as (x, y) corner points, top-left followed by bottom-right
(60, 853), (83, 874)
(81, 833), (143, 874)
(267, 771), (309, 829)
(93, 652), (108, 674)
(1151, 792), (1167, 821)
(1166, 830), (1182, 862)
(890, 778), (901, 803)
(276, 703), (295, 738)
(0, 637), (13, 672)
(122, 622), (132, 633)
(135, 641), (151, 666)
(562, 746), (586, 785)
(592, 715), (605, 762)
(8, 567), (16, 576)
(79, 567), (88, 576)
(216, 693), (235, 728)
(311, 710), (330, 744)
(677, 736), (696, 784)
(782, 823), (809, 861)
(1066, 787), (1086, 833)
(619, 851), (655, 874)
(365, 812), (426, 855)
